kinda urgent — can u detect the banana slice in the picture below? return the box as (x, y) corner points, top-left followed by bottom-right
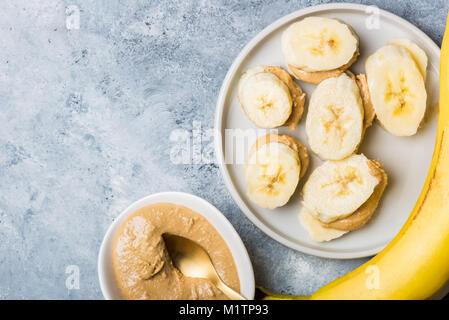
(388, 39), (428, 80)
(282, 17), (359, 74)
(245, 133), (308, 209)
(302, 154), (381, 223)
(306, 73), (364, 160)
(238, 66), (305, 130)
(263, 66), (306, 131)
(365, 45), (427, 136)
(320, 160), (387, 231)
(299, 206), (347, 242)
(246, 143), (300, 209)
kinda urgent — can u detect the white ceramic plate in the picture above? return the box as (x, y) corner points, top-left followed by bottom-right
(215, 3), (440, 259)
(98, 192), (255, 299)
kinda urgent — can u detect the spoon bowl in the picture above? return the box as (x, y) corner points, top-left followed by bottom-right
(163, 233), (246, 300)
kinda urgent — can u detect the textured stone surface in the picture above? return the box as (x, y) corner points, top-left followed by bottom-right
(0, 0), (446, 299)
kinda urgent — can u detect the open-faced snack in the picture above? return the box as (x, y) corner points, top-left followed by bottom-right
(300, 154), (387, 242)
(365, 43), (427, 136)
(245, 132), (309, 209)
(282, 17), (359, 84)
(299, 206), (348, 242)
(238, 66), (306, 130)
(305, 73), (374, 160)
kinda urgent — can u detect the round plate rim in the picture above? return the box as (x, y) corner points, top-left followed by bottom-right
(214, 3), (441, 259)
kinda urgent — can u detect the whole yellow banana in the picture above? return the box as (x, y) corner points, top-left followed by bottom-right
(262, 14), (449, 300)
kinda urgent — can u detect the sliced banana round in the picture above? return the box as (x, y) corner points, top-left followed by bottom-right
(263, 66), (306, 131)
(238, 67), (292, 128)
(245, 142), (300, 209)
(245, 133), (308, 210)
(365, 45), (427, 136)
(320, 160), (387, 231)
(282, 17), (359, 73)
(302, 154), (381, 223)
(299, 206), (347, 242)
(238, 66), (305, 130)
(306, 73), (364, 160)
(388, 39), (428, 80)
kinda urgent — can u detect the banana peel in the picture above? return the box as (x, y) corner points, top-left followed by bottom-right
(259, 13), (449, 300)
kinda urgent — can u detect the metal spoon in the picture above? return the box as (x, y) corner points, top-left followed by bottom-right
(163, 233), (246, 300)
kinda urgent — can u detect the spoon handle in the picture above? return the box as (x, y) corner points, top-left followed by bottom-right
(216, 281), (247, 300)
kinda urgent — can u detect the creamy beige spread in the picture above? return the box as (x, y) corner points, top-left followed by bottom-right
(112, 203), (240, 300)
(288, 51), (360, 84)
(354, 73), (375, 131)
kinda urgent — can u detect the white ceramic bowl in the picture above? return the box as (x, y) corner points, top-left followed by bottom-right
(98, 191), (255, 300)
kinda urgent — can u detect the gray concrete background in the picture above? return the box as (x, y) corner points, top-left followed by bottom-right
(0, 0), (447, 299)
